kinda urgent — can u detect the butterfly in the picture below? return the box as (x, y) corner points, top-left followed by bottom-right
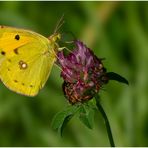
(0, 25), (61, 96)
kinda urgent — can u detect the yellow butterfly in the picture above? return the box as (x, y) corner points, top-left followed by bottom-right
(0, 25), (61, 96)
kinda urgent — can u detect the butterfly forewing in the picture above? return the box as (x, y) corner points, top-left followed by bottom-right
(0, 26), (56, 96)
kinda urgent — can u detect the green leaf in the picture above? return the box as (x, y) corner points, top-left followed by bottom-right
(79, 104), (95, 129)
(51, 105), (78, 136)
(58, 114), (73, 136)
(107, 72), (129, 85)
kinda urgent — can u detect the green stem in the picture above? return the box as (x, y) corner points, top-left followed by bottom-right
(95, 94), (115, 147)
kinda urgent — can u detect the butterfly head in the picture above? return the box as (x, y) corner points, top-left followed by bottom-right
(47, 33), (62, 53)
(48, 33), (61, 42)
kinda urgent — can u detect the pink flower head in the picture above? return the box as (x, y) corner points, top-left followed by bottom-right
(57, 40), (108, 104)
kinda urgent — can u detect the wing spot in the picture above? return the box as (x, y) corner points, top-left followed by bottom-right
(30, 85), (33, 87)
(19, 60), (28, 69)
(1, 51), (6, 55)
(0, 26), (4, 29)
(15, 34), (20, 40)
(8, 59), (11, 62)
(22, 83), (25, 86)
(14, 80), (18, 83)
(14, 48), (19, 54)
(7, 68), (10, 71)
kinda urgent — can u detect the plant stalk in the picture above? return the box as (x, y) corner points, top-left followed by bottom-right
(95, 94), (115, 147)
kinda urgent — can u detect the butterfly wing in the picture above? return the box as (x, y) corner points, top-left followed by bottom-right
(0, 26), (56, 96)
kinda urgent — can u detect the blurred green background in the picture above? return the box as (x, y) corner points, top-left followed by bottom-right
(0, 1), (147, 146)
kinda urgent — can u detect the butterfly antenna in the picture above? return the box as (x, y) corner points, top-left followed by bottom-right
(54, 14), (65, 34)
